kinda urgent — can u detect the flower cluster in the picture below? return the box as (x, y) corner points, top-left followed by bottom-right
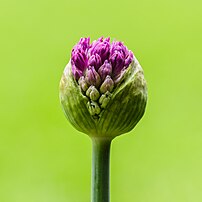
(71, 37), (134, 117)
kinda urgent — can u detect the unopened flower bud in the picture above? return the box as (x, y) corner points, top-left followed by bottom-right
(86, 86), (100, 101)
(88, 37), (110, 62)
(98, 60), (112, 81)
(72, 64), (83, 80)
(78, 76), (88, 91)
(110, 41), (128, 57)
(110, 51), (125, 78)
(87, 101), (101, 116)
(85, 66), (101, 88)
(125, 50), (134, 67)
(88, 54), (102, 70)
(100, 75), (114, 94)
(99, 91), (112, 108)
(71, 50), (87, 73)
(60, 37), (147, 137)
(78, 37), (90, 51)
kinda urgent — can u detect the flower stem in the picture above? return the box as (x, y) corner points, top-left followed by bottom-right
(91, 137), (112, 202)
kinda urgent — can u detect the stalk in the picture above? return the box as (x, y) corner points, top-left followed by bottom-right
(91, 137), (113, 202)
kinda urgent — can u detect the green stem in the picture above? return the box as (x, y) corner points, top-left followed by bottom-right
(91, 137), (112, 202)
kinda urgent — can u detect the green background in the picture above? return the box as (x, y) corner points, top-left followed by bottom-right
(1, 0), (202, 201)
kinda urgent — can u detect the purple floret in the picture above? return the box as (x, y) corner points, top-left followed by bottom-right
(98, 60), (112, 81)
(71, 37), (134, 81)
(88, 54), (102, 70)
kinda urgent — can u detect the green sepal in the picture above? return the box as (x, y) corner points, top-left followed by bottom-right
(60, 62), (97, 135)
(96, 58), (147, 137)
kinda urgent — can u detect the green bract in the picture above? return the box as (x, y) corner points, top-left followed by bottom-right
(59, 56), (147, 138)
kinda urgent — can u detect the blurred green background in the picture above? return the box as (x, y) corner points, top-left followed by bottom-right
(1, 0), (202, 201)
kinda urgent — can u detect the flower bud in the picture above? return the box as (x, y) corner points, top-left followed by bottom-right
(110, 41), (128, 57)
(71, 50), (87, 72)
(100, 75), (114, 94)
(88, 37), (110, 62)
(71, 38), (90, 78)
(99, 91), (112, 108)
(87, 101), (101, 116)
(98, 60), (112, 81)
(110, 51), (125, 78)
(86, 86), (100, 101)
(88, 54), (102, 70)
(60, 37), (147, 138)
(78, 76), (88, 92)
(125, 50), (134, 67)
(72, 64), (83, 80)
(85, 66), (101, 88)
(78, 37), (90, 51)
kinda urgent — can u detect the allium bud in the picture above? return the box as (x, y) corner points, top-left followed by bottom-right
(110, 41), (128, 58)
(78, 76), (88, 92)
(125, 50), (134, 67)
(78, 37), (90, 51)
(88, 54), (102, 70)
(85, 66), (101, 88)
(72, 64), (83, 80)
(100, 75), (114, 94)
(86, 86), (100, 101)
(98, 60), (112, 81)
(60, 37), (147, 137)
(110, 51), (125, 78)
(71, 49), (87, 72)
(87, 101), (101, 116)
(99, 91), (112, 109)
(88, 37), (110, 62)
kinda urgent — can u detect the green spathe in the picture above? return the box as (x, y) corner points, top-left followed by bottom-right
(59, 56), (147, 138)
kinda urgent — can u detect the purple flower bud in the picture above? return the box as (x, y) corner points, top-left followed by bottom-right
(88, 54), (102, 70)
(100, 75), (114, 94)
(70, 37), (134, 82)
(125, 50), (134, 67)
(85, 66), (101, 88)
(60, 36), (147, 137)
(71, 49), (87, 72)
(71, 38), (90, 79)
(78, 37), (90, 52)
(98, 60), (112, 81)
(110, 41), (128, 58)
(72, 63), (83, 80)
(110, 51), (125, 77)
(88, 37), (110, 62)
